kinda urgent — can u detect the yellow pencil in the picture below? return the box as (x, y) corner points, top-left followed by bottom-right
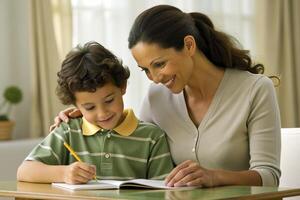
(63, 142), (99, 181)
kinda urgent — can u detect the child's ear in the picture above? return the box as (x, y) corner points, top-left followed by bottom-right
(121, 82), (127, 95)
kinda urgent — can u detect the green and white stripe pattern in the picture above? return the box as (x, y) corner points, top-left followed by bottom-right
(26, 118), (174, 180)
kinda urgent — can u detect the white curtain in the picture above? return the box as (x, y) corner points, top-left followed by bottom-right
(72, 0), (254, 115)
(28, 0), (72, 137)
(255, 0), (300, 127)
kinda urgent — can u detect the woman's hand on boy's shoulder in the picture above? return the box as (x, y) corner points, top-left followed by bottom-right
(49, 107), (82, 131)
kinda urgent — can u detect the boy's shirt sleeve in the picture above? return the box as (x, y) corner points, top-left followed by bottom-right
(25, 123), (69, 165)
(147, 130), (174, 179)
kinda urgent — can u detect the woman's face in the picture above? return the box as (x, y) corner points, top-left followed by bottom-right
(130, 41), (194, 94)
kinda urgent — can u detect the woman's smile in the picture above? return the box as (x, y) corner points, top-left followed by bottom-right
(163, 75), (176, 89)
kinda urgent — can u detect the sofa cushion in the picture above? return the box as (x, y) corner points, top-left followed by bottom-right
(0, 138), (42, 180)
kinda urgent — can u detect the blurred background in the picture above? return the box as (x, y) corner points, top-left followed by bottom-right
(0, 0), (299, 140)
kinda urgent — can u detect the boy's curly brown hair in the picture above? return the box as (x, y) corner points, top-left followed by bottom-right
(56, 41), (130, 105)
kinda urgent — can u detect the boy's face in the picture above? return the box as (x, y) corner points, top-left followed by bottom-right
(75, 82), (126, 130)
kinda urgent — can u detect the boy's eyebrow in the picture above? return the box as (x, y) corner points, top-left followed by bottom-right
(104, 93), (115, 99)
(81, 102), (94, 106)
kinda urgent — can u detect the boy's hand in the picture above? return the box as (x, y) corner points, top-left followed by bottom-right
(63, 162), (96, 184)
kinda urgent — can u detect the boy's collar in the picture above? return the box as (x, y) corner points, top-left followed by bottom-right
(82, 109), (138, 136)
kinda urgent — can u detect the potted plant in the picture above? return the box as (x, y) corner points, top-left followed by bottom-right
(0, 86), (23, 140)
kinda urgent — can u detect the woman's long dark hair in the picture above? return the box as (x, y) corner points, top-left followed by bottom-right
(128, 5), (264, 74)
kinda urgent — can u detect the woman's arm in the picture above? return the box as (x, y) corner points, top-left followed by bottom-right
(165, 160), (262, 187)
(17, 160), (96, 184)
(247, 76), (281, 186)
(213, 169), (262, 186)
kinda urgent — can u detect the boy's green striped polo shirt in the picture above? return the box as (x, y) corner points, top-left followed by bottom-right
(25, 109), (174, 180)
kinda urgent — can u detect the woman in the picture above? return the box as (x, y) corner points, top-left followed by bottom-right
(52, 5), (281, 187)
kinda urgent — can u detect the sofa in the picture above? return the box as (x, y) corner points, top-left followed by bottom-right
(280, 128), (300, 187)
(0, 138), (42, 181)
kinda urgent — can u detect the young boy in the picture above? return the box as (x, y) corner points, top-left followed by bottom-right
(17, 42), (174, 184)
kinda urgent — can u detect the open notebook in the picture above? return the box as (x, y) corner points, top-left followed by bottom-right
(52, 179), (196, 190)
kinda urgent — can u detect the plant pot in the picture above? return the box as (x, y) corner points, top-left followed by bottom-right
(0, 120), (14, 140)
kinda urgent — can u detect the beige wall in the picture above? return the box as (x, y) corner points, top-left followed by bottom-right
(0, 0), (31, 139)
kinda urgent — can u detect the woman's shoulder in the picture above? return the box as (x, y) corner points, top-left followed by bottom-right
(227, 68), (273, 88)
(225, 69), (277, 108)
(221, 69), (275, 104)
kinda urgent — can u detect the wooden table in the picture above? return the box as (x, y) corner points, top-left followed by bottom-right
(0, 181), (300, 200)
